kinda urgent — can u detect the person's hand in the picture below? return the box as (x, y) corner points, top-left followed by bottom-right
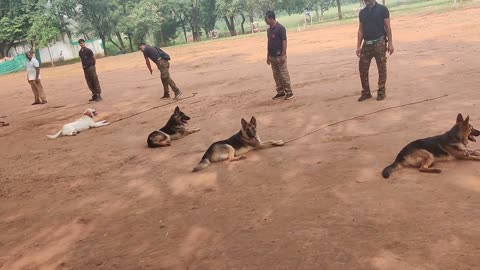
(279, 55), (287, 64)
(356, 47), (361, 57)
(266, 57), (271, 65)
(387, 43), (394, 55)
(35, 79), (40, 83)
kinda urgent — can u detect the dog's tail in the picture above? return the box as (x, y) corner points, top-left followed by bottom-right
(192, 158), (211, 172)
(382, 161), (401, 179)
(46, 130), (62, 139)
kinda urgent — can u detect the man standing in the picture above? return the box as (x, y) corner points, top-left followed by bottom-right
(26, 52), (47, 105)
(356, 0), (394, 102)
(265, 10), (294, 100)
(79, 39), (102, 102)
(138, 43), (182, 99)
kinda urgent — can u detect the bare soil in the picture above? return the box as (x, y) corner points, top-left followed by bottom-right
(1, 7), (480, 270)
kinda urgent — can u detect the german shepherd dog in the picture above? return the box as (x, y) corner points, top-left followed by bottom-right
(382, 113), (480, 178)
(192, 116), (285, 172)
(147, 106), (200, 147)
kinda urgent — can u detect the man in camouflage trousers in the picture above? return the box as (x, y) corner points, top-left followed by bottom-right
(79, 39), (103, 102)
(356, 0), (394, 101)
(265, 10), (294, 100)
(138, 43), (182, 99)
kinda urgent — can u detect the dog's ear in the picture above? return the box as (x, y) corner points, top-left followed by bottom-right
(250, 116), (257, 127)
(241, 118), (248, 129)
(174, 106), (180, 114)
(457, 113), (464, 124)
(464, 115), (470, 126)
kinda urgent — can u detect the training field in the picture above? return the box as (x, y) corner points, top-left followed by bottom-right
(1, 6), (480, 270)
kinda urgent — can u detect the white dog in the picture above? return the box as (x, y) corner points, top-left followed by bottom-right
(46, 108), (110, 139)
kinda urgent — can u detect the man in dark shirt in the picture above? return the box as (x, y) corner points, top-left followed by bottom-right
(79, 39), (102, 102)
(356, 0), (394, 102)
(265, 10), (294, 100)
(138, 43), (182, 99)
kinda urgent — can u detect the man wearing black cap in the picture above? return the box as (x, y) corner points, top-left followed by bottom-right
(356, 0), (394, 102)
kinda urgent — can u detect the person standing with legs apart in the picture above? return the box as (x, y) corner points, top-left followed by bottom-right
(356, 0), (394, 102)
(138, 43), (182, 100)
(79, 39), (103, 102)
(265, 11), (294, 100)
(26, 52), (47, 105)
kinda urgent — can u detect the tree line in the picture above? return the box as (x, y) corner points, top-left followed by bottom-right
(0, 0), (368, 58)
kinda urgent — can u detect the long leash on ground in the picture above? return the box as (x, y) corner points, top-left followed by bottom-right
(110, 92), (198, 124)
(285, 94), (449, 144)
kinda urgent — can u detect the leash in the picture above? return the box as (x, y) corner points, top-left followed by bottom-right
(110, 92), (198, 124)
(285, 94), (449, 144)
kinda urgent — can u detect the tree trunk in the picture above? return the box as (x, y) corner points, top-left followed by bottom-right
(240, 13), (246, 35)
(159, 30), (166, 47)
(47, 46), (54, 67)
(336, 0), (343, 20)
(382, 0), (385, 4)
(315, 6), (320, 22)
(100, 35), (107, 56)
(224, 16), (237, 36)
(321, 9), (324, 21)
(127, 33), (133, 52)
(249, 12), (254, 33)
(108, 37), (123, 52)
(115, 32), (125, 52)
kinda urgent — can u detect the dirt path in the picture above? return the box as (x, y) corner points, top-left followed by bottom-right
(1, 7), (480, 270)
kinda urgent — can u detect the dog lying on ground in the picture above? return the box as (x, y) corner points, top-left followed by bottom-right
(192, 116), (285, 172)
(382, 113), (480, 178)
(46, 108), (110, 139)
(147, 106), (200, 147)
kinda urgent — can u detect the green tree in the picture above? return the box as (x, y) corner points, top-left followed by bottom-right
(28, 0), (61, 66)
(216, 0), (244, 36)
(0, 0), (32, 57)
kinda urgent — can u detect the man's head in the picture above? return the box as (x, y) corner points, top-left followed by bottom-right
(79, 39), (86, 48)
(138, 43), (147, 52)
(25, 51), (33, 60)
(364, 0), (376, 8)
(264, 11), (276, 26)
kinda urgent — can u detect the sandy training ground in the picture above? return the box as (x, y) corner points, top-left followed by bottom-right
(1, 7), (480, 270)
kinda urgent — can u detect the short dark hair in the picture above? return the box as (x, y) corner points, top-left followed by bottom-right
(138, 43), (146, 48)
(265, 11), (275, 20)
(78, 38), (85, 43)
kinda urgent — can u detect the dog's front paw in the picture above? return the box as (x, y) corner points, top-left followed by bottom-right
(231, 156), (247, 162)
(191, 127), (201, 132)
(274, 140), (285, 146)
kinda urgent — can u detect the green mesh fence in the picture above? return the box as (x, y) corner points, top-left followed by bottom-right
(0, 54), (28, 75)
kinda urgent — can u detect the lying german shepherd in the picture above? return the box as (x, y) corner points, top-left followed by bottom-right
(383, 113), (480, 178)
(193, 116), (285, 172)
(147, 106), (200, 147)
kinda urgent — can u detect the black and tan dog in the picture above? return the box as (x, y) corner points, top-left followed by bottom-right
(192, 116), (284, 172)
(382, 113), (480, 178)
(147, 106), (200, 147)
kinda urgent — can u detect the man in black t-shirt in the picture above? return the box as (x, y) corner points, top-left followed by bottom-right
(356, 0), (394, 102)
(79, 39), (102, 102)
(138, 43), (182, 99)
(265, 10), (294, 100)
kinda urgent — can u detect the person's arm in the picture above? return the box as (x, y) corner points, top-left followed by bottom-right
(356, 23), (363, 57)
(145, 57), (153, 74)
(88, 49), (96, 65)
(280, 26), (287, 64)
(266, 31), (271, 65)
(34, 60), (40, 81)
(384, 18), (394, 55)
(35, 67), (40, 81)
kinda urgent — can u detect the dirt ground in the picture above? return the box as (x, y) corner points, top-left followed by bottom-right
(2, 6), (480, 270)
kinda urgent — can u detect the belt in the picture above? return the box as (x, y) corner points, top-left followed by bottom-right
(157, 57), (168, 62)
(364, 36), (385, 45)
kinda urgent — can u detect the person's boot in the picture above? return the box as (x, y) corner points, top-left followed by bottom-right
(89, 94), (97, 101)
(376, 92), (386, 101)
(174, 90), (182, 100)
(358, 91), (372, 102)
(94, 94), (103, 102)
